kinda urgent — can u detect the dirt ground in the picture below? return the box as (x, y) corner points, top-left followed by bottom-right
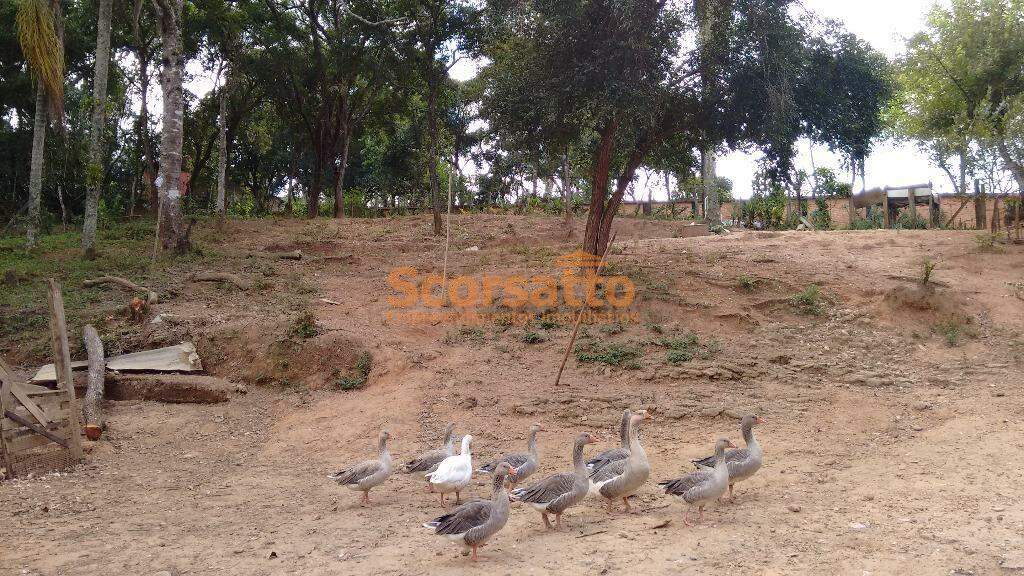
(2, 215), (1023, 575)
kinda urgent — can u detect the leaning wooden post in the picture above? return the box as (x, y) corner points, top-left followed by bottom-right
(46, 279), (84, 460)
(554, 231), (617, 387)
(82, 325), (105, 440)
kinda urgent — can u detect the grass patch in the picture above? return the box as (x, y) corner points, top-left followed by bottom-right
(443, 325), (486, 344)
(790, 284), (826, 316)
(574, 341), (643, 368)
(0, 220), (224, 362)
(336, 351), (373, 390)
(738, 274), (759, 291)
(655, 332), (721, 364)
(973, 233), (1004, 253)
(290, 310), (319, 339)
(537, 316), (560, 330)
(933, 317), (973, 347)
(520, 331), (548, 344)
(599, 322), (626, 336)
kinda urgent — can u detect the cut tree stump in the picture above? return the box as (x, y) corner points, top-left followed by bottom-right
(82, 275), (158, 304)
(190, 272), (253, 290)
(105, 374), (233, 404)
(82, 325), (105, 440)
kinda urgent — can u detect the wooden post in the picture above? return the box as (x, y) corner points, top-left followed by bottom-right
(46, 279), (83, 460)
(907, 188), (915, 228)
(848, 196), (857, 227)
(882, 188), (891, 229)
(0, 359), (13, 478)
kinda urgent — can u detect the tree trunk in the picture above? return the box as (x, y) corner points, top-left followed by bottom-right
(427, 67), (443, 236)
(308, 153), (323, 218)
(286, 148), (297, 215)
(974, 179), (987, 230)
(562, 151), (573, 235)
(583, 118), (619, 256)
(153, 0), (188, 252)
(82, 325), (105, 440)
(27, 79), (47, 248)
(332, 126), (352, 218)
(81, 0), (113, 260)
(702, 147), (720, 227)
(215, 68), (229, 223)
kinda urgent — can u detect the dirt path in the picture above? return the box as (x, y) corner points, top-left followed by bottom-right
(3, 219), (1023, 575)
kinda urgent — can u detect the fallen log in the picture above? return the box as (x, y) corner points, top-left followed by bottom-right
(105, 374), (232, 404)
(190, 272), (253, 290)
(82, 276), (158, 304)
(82, 325), (105, 440)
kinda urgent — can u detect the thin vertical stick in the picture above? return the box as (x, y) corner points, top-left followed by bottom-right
(441, 162), (454, 307)
(46, 279), (83, 460)
(554, 231), (618, 387)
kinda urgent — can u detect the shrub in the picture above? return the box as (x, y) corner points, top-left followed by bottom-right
(790, 285), (825, 316)
(521, 331), (547, 344)
(575, 341), (643, 367)
(337, 352), (373, 390)
(738, 274), (758, 291)
(290, 310), (319, 339)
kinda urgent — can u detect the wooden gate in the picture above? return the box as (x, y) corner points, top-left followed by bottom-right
(0, 279), (83, 478)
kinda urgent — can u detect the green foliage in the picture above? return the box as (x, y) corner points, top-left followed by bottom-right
(520, 331), (547, 344)
(443, 325), (486, 344)
(934, 318), (965, 347)
(738, 171), (788, 229)
(599, 322), (625, 336)
(790, 285), (826, 316)
(811, 197), (834, 230)
(896, 209), (929, 229)
(290, 310), (319, 339)
(849, 210), (885, 230)
(336, 351), (373, 390)
(574, 341), (643, 368)
(656, 332), (719, 364)
(921, 259), (938, 285)
(738, 274), (758, 291)
(973, 233), (1004, 253)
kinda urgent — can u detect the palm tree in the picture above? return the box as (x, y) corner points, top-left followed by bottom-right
(80, 0), (114, 258)
(82, 0), (114, 259)
(16, 0), (64, 248)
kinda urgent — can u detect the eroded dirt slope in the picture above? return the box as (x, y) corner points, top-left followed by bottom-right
(2, 216), (1023, 575)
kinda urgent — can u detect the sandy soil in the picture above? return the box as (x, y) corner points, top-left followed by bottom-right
(2, 215), (1024, 576)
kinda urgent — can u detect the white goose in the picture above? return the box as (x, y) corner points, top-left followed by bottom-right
(426, 434), (474, 505)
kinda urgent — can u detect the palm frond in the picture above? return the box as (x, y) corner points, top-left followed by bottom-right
(16, 0), (65, 120)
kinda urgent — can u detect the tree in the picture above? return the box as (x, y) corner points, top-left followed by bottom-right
(15, 0), (64, 247)
(152, 0), (189, 251)
(894, 0), (1024, 228)
(409, 0), (475, 235)
(480, 0), (867, 255)
(81, 0), (114, 259)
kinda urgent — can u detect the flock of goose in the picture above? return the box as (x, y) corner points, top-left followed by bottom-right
(328, 410), (765, 561)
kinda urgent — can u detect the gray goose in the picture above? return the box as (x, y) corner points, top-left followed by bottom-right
(402, 422), (456, 476)
(692, 414), (765, 500)
(423, 461), (517, 561)
(589, 411), (653, 512)
(477, 423), (542, 484)
(511, 432), (601, 530)
(328, 430), (393, 505)
(586, 409), (631, 474)
(661, 438), (736, 525)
